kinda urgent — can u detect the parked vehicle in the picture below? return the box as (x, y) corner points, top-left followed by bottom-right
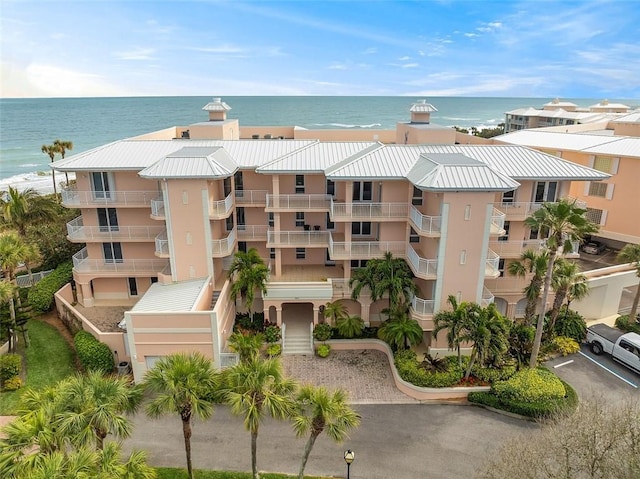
(582, 241), (606, 255)
(586, 323), (640, 374)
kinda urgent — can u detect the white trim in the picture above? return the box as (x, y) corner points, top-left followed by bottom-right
(163, 181), (177, 282)
(600, 210), (608, 226)
(587, 155), (595, 168)
(611, 157), (619, 174)
(605, 183), (615, 200)
(202, 190), (214, 278)
(477, 203), (493, 301)
(583, 181), (591, 196)
(433, 203), (448, 312)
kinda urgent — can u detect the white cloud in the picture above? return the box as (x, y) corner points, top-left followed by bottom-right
(464, 33), (478, 38)
(402, 63), (419, 68)
(398, 55), (411, 61)
(113, 48), (155, 60)
(328, 63), (348, 70)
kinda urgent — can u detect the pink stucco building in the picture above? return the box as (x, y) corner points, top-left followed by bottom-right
(52, 99), (608, 382)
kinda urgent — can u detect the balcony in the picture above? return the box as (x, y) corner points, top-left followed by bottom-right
(235, 190), (268, 206)
(488, 240), (544, 258)
(409, 206), (441, 237)
(154, 230), (169, 257)
(490, 207), (506, 235)
(411, 295), (435, 315)
(61, 188), (159, 208)
(480, 286), (495, 307)
(209, 193), (234, 219)
(66, 217), (164, 242)
(405, 245), (438, 280)
(331, 201), (409, 221)
(72, 247), (169, 275)
(237, 225), (270, 241)
(150, 197), (165, 219)
(266, 194), (332, 212)
(485, 249), (500, 278)
(494, 197), (587, 221)
(267, 230), (331, 248)
(329, 236), (405, 260)
(212, 228), (236, 257)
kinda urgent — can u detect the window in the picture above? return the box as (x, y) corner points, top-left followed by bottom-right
(409, 227), (420, 243)
(234, 171), (244, 191)
(102, 242), (123, 263)
(593, 156), (612, 173)
(325, 249), (335, 266)
(533, 181), (558, 203)
(295, 175), (305, 194)
(529, 225), (549, 240)
(498, 259), (505, 277)
(326, 179), (335, 196)
(236, 207), (246, 229)
(150, 277), (158, 284)
(268, 212), (274, 227)
(225, 216), (234, 231)
(412, 186), (423, 206)
(223, 177), (232, 196)
(97, 208), (118, 232)
(296, 248), (306, 259)
(501, 190), (515, 204)
(352, 181), (373, 201)
(270, 248), (276, 259)
(498, 221), (510, 241)
(588, 182), (608, 198)
(459, 250), (467, 265)
(238, 241), (247, 253)
(586, 207), (606, 225)
(464, 205), (471, 220)
(326, 212), (334, 230)
(351, 222), (371, 236)
(350, 259), (368, 268)
(296, 212), (305, 227)
(128, 277), (138, 296)
(91, 172), (113, 200)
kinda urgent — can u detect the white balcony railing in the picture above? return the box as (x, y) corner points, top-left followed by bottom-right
(61, 188), (159, 207)
(266, 194), (332, 211)
(235, 190), (268, 206)
(66, 217), (163, 242)
(495, 196), (587, 220)
(488, 240), (544, 257)
(209, 193), (234, 219)
(155, 230), (169, 256)
(405, 245), (438, 279)
(485, 249), (500, 277)
(411, 296), (435, 315)
(150, 197), (165, 218)
(490, 207), (506, 234)
(267, 230), (331, 247)
(72, 247), (169, 274)
(212, 228), (236, 257)
(329, 235), (405, 260)
(480, 287), (495, 307)
(409, 205), (442, 236)
(331, 201), (409, 220)
(237, 225), (270, 241)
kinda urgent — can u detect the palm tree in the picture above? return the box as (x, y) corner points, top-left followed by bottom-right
(548, 259), (588, 334)
(144, 352), (221, 479)
(0, 280), (15, 350)
(0, 187), (58, 237)
(228, 331), (264, 363)
(53, 139), (73, 186)
(323, 300), (348, 325)
(292, 385), (360, 479)
(223, 357), (297, 479)
(377, 305), (423, 350)
(41, 143), (61, 196)
(229, 248), (269, 316)
(57, 371), (142, 451)
(507, 249), (549, 325)
(335, 315), (365, 338)
(433, 295), (471, 368)
(618, 244), (640, 321)
(525, 199), (598, 367)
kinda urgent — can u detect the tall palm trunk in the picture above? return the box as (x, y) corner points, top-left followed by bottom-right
(96, 430), (106, 451)
(298, 430), (321, 479)
(547, 286), (568, 335)
(251, 428), (259, 479)
(182, 417), (193, 479)
(531, 249), (558, 368)
(8, 296), (17, 352)
(465, 348), (478, 380)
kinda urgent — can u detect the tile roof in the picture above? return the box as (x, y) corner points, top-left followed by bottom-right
(139, 147), (237, 179)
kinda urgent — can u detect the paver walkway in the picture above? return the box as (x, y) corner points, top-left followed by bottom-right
(281, 349), (418, 404)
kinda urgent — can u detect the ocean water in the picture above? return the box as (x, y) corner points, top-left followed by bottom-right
(1, 95), (636, 192)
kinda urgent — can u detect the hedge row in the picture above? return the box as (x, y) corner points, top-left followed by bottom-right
(27, 261), (73, 313)
(74, 330), (115, 374)
(394, 350), (463, 388)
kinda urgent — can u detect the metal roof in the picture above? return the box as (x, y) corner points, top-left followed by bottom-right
(582, 137), (640, 157)
(544, 99), (578, 108)
(202, 97), (231, 111)
(496, 130), (621, 151)
(257, 142), (378, 173)
(611, 111), (640, 123)
(131, 278), (209, 312)
(409, 100), (438, 113)
(139, 147), (237, 179)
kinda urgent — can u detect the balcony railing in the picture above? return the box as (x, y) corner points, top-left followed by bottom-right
(211, 228), (236, 257)
(237, 225), (270, 241)
(209, 193), (234, 219)
(61, 188), (159, 207)
(72, 247), (169, 274)
(409, 205), (441, 236)
(490, 207), (506, 235)
(405, 245), (438, 279)
(155, 230), (169, 256)
(329, 235), (405, 260)
(235, 190), (268, 206)
(411, 296), (435, 315)
(266, 194), (332, 211)
(480, 286), (495, 307)
(495, 196), (587, 220)
(150, 197), (165, 218)
(267, 230), (331, 247)
(488, 240), (544, 257)
(66, 217), (163, 242)
(485, 249), (500, 277)
(331, 201), (409, 220)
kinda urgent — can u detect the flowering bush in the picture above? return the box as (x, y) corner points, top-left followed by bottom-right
(553, 336), (580, 356)
(492, 368), (566, 402)
(2, 376), (23, 391)
(316, 344), (331, 358)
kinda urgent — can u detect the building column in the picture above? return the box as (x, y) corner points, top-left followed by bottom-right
(79, 282), (94, 307)
(276, 307), (283, 326)
(360, 299), (372, 326)
(313, 306), (320, 326)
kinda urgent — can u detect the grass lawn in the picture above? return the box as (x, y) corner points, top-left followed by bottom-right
(0, 318), (76, 415)
(155, 468), (329, 479)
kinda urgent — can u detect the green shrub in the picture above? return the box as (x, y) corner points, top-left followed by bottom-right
(266, 343), (281, 357)
(394, 350), (463, 388)
(313, 323), (333, 342)
(264, 325), (282, 343)
(552, 336), (580, 356)
(0, 353), (22, 382)
(2, 376), (23, 391)
(27, 261), (73, 313)
(473, 362), (517, 383)
(316, 344), (331, 358)
(335, 315), (364, 339)
(492, 368), (565, 403)
(551, 308), (587, 342)
(615, 314), (640, 334)
(74, 330), (115, 374)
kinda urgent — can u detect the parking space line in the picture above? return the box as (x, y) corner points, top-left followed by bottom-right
(578, 352), (638, 389)
(554, 360), (574, 368)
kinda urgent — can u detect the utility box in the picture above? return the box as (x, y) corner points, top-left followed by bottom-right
(117, 361), (131, 376)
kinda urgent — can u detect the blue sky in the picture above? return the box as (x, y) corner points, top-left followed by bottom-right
(2, 0), (639, 98)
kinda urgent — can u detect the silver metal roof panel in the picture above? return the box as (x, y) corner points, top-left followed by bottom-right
(131, 278), (209, 312)
(139, 146), (238, 179)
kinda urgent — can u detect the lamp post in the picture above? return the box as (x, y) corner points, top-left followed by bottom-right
(344, 449), (355, 479)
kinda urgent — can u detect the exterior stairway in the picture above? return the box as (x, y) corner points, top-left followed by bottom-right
(282, 320), (313, 355)
(210, 291), (221, 310)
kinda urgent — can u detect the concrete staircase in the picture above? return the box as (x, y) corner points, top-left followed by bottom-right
(282, 320), (313, 355)
(210, 291), (221, 310)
